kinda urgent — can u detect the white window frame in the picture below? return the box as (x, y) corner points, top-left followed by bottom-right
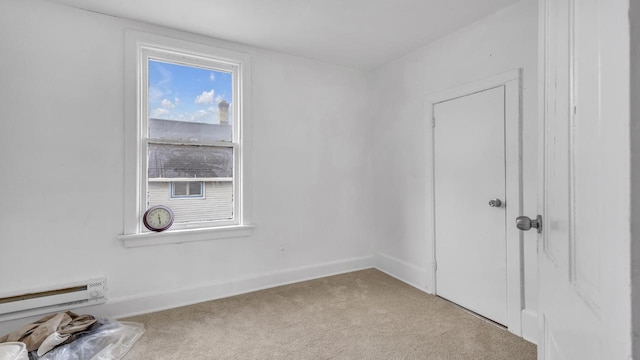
(142, 47), (238, 228)
(119, 30), (253, 247)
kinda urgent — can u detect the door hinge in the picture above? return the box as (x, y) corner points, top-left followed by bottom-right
(432, 117), (436, 128)
(433, 261), (438, 271)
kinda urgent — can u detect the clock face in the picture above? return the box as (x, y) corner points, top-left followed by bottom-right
(143, 205), (174, 232)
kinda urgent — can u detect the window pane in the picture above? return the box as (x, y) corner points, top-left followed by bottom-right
(173, 182), (187, 196)
(189, 182), (203, 196)
(148, 59), (233, 142)
(149, 181), (233, 222)
(148, 144), (233, 179)
(148, 144), (233, 223)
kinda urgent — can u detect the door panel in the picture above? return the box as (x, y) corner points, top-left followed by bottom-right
(543, 0), (571, 274)
(538, 0), (610, 358)
(571, 0), (602, 309)
(434, 86), (507, 325)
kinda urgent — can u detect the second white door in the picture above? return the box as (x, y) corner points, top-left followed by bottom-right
(434, 85), (507, 325)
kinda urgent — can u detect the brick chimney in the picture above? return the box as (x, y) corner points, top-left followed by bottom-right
(218, 100), (229, 125)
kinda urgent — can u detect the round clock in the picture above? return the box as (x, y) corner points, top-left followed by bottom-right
(143, 205), (174, 232)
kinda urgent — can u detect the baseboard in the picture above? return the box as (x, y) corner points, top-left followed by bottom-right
(109, 255), (375, 320)
(374, 252), (430, 293)
(521, 308), (538, 344)
(0, 255), (374, 335)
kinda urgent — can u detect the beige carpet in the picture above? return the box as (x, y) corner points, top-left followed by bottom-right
(123, 269), (536, 359)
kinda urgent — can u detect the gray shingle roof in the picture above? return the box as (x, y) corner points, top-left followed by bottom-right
(148, 119), (233, 179)
(149, 118), (232, 142)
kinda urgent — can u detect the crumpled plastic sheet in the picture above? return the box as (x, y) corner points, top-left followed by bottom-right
(36, 318), (145, 360)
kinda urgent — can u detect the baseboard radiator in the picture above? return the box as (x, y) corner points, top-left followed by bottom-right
(0, 279), (107, 322)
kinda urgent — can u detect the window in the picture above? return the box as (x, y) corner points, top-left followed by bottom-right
(121, 30), (253, 246)
(143, 49), (237, 228)
(171, 181), (204, 198)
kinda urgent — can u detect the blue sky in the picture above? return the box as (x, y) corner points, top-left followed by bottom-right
(148, 59), (232, 124)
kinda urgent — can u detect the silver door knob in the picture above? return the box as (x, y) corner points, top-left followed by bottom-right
(488, 198), (502, 208)
(516, 215), (542, 233)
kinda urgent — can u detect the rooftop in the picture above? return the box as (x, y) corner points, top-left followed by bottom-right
(148, 119), (233, 179)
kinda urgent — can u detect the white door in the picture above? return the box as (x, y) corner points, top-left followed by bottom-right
(536, 0), (631, 358)
(434, 86), (507, 325)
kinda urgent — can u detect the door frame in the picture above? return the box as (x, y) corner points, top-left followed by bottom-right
(424, 69), (523, 335)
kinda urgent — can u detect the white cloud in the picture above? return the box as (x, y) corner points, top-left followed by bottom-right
(189, 109), (210, 122)
(161, 98), (174, 109)
(150, 108), (170, 118)
(155, 65), (172, 86)
(148, 86), (164, 104)
(209, 73), (216, 81)
(215, 95), (226, 104)
(195, 89), (215, 104)
(174, 97), (180, 105)
(148, 63), (173, 103)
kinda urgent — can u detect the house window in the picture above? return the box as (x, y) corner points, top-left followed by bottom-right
(122, 30), (251, 241)
(143, 50), (238, 229)
(171, 181), (204, 198)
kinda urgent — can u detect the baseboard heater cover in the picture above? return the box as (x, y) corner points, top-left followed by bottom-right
(0, 278), (107, 322)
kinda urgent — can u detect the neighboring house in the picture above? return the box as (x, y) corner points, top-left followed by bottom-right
(147, 118), (233, 224)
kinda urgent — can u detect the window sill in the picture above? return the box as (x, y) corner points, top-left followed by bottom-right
(118, 225), (255, 248)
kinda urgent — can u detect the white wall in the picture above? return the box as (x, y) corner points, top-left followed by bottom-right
(370, 0), (538, 331)
(0, 0), (373, 332)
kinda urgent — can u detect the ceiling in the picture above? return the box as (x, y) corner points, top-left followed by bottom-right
(43, 0), (521, 70)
